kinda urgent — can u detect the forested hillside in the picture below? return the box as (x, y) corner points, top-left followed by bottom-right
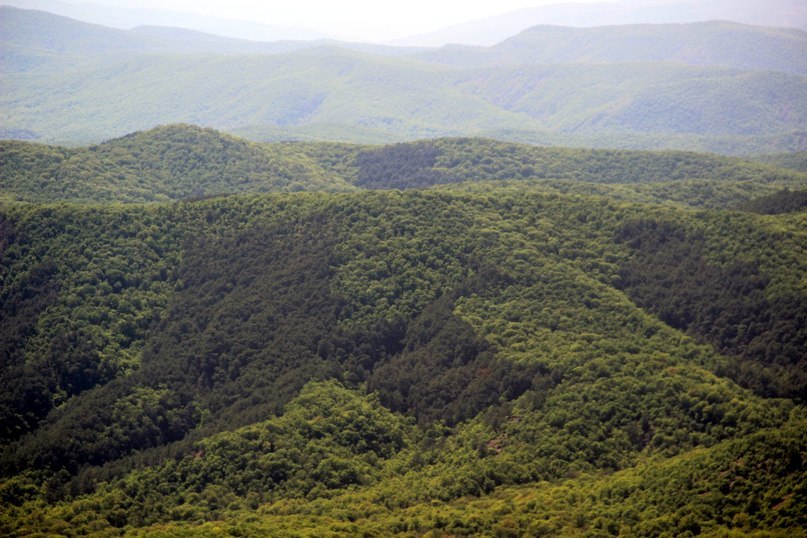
(2, 125), (805, 207)
(0, 179), (804, 535)
(752, 151), (807, 173)
(3, 8), (807, 154)
(416, 21), (807, 74)
(0, 125), (353, 202)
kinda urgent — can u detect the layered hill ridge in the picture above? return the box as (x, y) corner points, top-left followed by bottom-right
(0, 6), (334, 65)
(2, 8), (806, 154)
(417, 21), (807, 74)
(2, 125), (806, 206)
(394, 0), (807, 46)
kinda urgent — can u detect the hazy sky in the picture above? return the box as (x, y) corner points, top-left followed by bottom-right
(82, 0), (612, 39)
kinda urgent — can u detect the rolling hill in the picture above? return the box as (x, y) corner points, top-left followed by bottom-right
(0, 6), (419, 73)
(394, 0), (807, 46)
(0, 125), (356, 202)
(2, 125), (805, 206)
(416, 21), (807, 74)
(2, 8), (806, 154)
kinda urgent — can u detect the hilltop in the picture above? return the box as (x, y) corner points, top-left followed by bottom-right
(2, 125), (805, 207)
(0, 125), (355, 202)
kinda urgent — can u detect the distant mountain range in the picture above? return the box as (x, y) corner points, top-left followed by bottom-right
(3, 0), (806, 46)
(0, 6), (422, 62)
(395, 0), (807, 46)
(416, 22), (807, 74)
(1, 6), (806, 155)
(0, 0), (329, 42)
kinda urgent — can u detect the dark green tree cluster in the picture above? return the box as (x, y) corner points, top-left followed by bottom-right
(352, 137), (807, 192)
(616, 219), (807, 399)
(738, 188), (807, 214)
(0, 204), (184, 443)
(369, 292), (542, 425)
(355, 141), (456, 189)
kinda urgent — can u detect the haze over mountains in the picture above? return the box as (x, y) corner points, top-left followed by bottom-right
(0, 0), (329, 42)
(2, 6), (807, 155)
(3, 0), (806, 44)
(397, 0), (807, 46)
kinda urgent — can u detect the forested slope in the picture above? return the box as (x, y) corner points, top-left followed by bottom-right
(0, 125), (354, 202)
(0, 185), (804, 536)
(416, 21), (807, 74)
(2, 5), (806, 535)
(2, 125), (805, 207)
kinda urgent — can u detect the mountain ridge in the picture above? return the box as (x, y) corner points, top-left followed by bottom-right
(0, 5), (424, 65)
(3, 8), (807, 153)
(393, 0), (807, 46)
(3, 124), (805, 206)
(0, 0), (329, 42)
(416, 21), (807, 74)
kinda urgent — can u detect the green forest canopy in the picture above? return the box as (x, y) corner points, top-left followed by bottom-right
(0, 173), (804, 535)
(2, 125), (805, 209)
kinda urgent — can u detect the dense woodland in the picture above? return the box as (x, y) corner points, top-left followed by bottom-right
(752, 151), (807, 173)
(2, 125), (805, 209)
(0, 124), (805, 535)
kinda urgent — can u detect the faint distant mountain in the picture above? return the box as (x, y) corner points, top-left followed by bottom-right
(3, 7), (806, 155)
(0, 6), (421, 72)
(0, 6), (317, 71)
(415, 21), (807, 75)
(134, 26), (425, 58)
(394, 0), (807, 46)
(0, 0), (329, 41)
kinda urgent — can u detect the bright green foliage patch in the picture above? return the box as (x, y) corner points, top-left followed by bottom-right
(0, 125), (354, 203)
